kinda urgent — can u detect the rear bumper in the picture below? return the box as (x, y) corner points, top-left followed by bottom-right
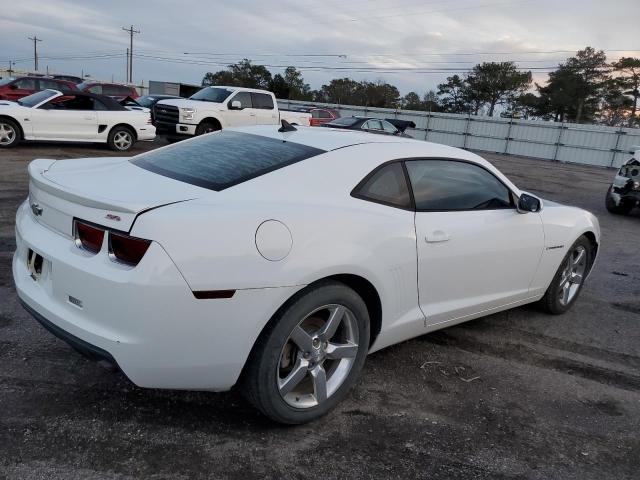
(13, 200), (300, 391)
(20, 298), (120, 368)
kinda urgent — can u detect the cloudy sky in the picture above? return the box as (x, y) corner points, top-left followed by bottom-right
(1, 0), (639, 95)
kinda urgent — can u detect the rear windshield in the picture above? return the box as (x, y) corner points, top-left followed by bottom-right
(131, 130), (326, 191)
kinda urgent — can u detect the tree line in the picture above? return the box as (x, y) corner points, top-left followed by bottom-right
(202, 47), (640, 126)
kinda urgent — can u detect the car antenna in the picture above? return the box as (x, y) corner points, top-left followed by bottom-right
(278, 119), (297, 133)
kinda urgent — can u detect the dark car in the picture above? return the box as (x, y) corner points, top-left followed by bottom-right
(77, 82), (139, 100)
(605, 147), (640, 215)
(322, 116), (415, 137)
(0, 76), (78, 101)
(135, 95), (181, 124)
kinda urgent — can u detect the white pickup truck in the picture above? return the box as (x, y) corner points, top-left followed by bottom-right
(154, 86), (311, 139)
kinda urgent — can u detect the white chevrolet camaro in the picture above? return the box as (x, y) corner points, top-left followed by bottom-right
(0, 89), (155, 151)
(13, 125), (600, 423)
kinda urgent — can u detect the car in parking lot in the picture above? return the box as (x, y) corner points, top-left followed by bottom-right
(605, 146), (640, 215)
(77, 81), (139, 99)
(154, 86), (311, 139)
(323, 116), (415, 137)
(0, 89), (155, 151)
(0, 76), (78, 101)
(13, 124), (599, 424)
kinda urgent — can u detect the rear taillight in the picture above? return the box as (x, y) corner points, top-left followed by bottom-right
(74, 220), (105, 254)
(109, 231), (151, 266)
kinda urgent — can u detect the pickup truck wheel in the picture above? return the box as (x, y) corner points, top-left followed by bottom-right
(0, 118), (21, 148)
(195, 122), (219, 136)
(107, 126), (135, 152)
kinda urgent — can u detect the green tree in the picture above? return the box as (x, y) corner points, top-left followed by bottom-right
(611, 57), (640, 126)
(510, 92), (541, 119)
(401, 91), (423, 110)
(202, 59), (273, 89)
(422, 90), (440, 112)
(283, 66), (312, 100)
(437, 74), (468, 113)
(563, 47), (609, 123)
(465, 62), (532, 116)
(536, 65), (582, 121)
(598, 78), (633, 126)
(269, 74), (289, 99)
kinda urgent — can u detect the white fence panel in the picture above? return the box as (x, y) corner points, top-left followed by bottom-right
(276, 99), (640, 169)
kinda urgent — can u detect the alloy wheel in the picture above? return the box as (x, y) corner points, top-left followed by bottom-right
(113, 131), (133, 150)
(0, 122), (16, 145)
(558, 245), (587, 306)
(277, 304), (359, 408)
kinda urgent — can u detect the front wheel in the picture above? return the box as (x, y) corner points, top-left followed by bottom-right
(605, 186), (634, 215)
(195, 121), (219, 136)
(539, 236), (593, 314)
(241, 281), (370, 424)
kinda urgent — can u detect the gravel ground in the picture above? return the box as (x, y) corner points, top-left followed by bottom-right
(0, 138), (639, 480)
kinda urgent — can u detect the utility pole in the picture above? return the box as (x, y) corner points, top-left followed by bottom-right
(27, 36), (42, 71)
(7, 61), (15, 76)
(121, 25), (140, 83)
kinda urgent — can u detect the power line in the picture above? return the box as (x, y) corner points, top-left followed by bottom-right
(27, 36), (42, 71)
(121, 25), (140, 82)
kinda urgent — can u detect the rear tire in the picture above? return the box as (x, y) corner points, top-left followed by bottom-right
(605, 186), (634, 215)
(539, 235), (593, 314)
(241, 281), (370, 424)
(107, 126), (135, 152)
(0, 118), (21, 148)
(195, 121), (220, 136)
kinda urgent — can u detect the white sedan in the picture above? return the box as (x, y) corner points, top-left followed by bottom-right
(0, 89), (155, 151)
(13, 125), (600, 424)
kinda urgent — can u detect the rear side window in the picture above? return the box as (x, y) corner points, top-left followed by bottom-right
(406, 160), (513, 211)
(14, 78), (37, 89)
(352, 162), (411, 209)
(131, 130), (325, 191)
(252, 93), (274, 109)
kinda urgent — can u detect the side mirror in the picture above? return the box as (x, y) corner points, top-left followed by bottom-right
(230, 100), (242, 110)
(517, 193), (541, 213)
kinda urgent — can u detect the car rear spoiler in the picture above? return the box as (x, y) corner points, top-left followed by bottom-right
(385, 119), (416, 133)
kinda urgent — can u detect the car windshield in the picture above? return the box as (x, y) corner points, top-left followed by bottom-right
(131, 130), (325, 191)
(190, 87), (233, 103)
(136, 96), (155, 108)
(17, 89), (58, 107)
(326, 117), (360, 127)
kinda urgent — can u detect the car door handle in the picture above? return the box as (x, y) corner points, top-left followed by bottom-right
(425, 230), (451, 243)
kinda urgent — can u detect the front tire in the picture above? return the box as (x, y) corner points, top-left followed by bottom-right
(0, 118), (21, 148)
(539, 235), (593, 314)
(605, 186), (634, 215)
(195, 121), (219, 136)
(241, 281), (370, 424)
(107, 126), (135, 152)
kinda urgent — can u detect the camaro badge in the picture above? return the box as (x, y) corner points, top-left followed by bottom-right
(30, 202), (43, 216)
(105, 213), (121, 221)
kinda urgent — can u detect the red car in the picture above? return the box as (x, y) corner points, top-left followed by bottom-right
(78, 82), (139, 99)
(309, 107), (339, 126)
(0, 76), (78, 101)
